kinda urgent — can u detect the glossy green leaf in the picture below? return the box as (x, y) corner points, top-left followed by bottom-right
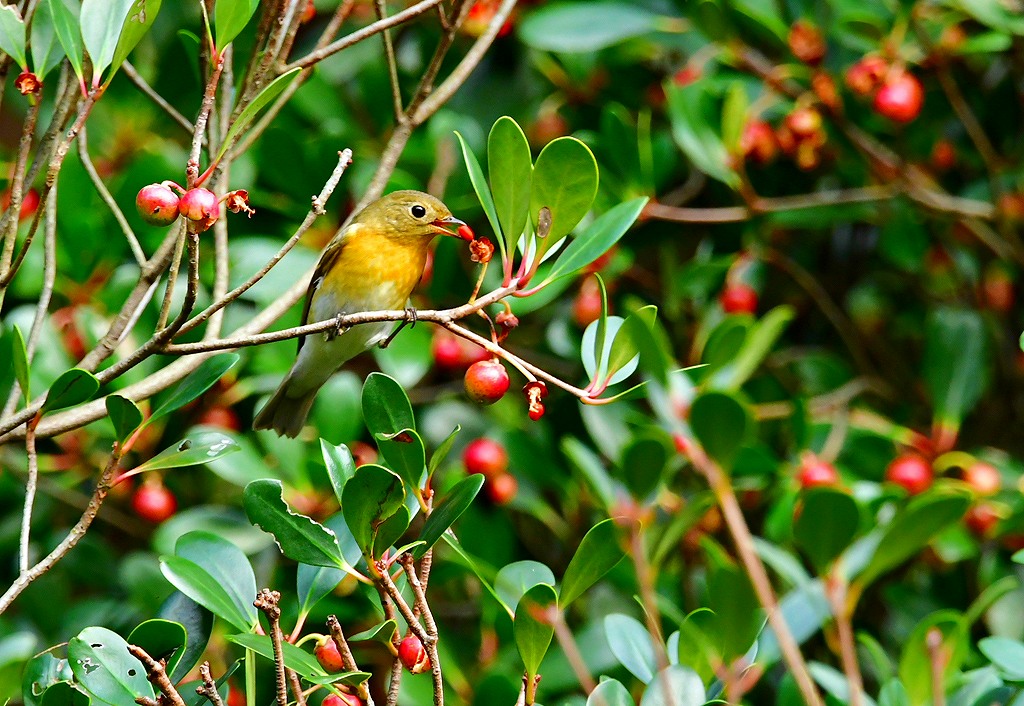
(583, 315), (627, 386)
(244, 479), (349, 570)
(0, 5), (27, 68)
(108, 0), (161, 80)
(125, 619), (186, 681)
(562, 436), (616, 511)
(160, 531), (258, 632)
(707, 306), (794, 391)
(213, 0), (257, 48)
(495, 560), (556, 615)
(878, 679), (910, 706)
(348, 619), (398, 644)
(158, 592), (212, 684)
(105, 395), (142, 442)
(455, 131), (504, 255)
(489, 116), (532, 257)
(21, 651), (73, 706)
(11, 325), (29, 403)
(297, 562), (346, 617)
(427, 424), (461, 478)
(48, 0), (83, 83)
(216, 68), (300, 163)
(559, 518), (628, 608)
(675, 608), (718, 681)
(923, 308), (988, 428)
(899, 611), (967, 703)
(665, 82), (738, 188)
(638, 666), (706, 706)
(588, 679), (636, 706)
(149, 353), (239, 423)
(133, 432), (239, 473)
(854, 488), (971, 591)
(320, 439), (356, 505)
(42, 369), (99, 414)
(68, 627), (155, 706)
(39, 681), (90, 706)
(545, 198), (648, 284)
(514, 583), (557, 678)
(704, 542), (761, 661)
(375, 427), (426, 490)
(605, 305), (658, 386)
(530, 137), (599, 241)
(618, 433), (669, 500)
(519, 2), (664, 52)
(689, 391), (752, 471)
(979, 637), (1024, 681)
(793, 488), (861, 573)
(225, 633), (370, 686)
(605, 614), (656, 684)
(30, 0), (65, 78)
(79, 0), (134, 81)
(342, 464), (405, 556)
(361, 372), (415, 436)
(415, 473), (484, 559)
(374, 504), (411, 556)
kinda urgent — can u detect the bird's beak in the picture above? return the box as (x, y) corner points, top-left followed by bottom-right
(430, 215), (471, 240)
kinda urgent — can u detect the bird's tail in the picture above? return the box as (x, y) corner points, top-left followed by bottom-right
(253, 379), (317, 438)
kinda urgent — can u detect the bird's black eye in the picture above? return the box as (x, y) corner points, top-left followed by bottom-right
(410, 204), (427, 218)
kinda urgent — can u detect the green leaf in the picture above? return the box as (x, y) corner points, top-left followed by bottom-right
(342, 464), (405, 557)
(373, 504), (410, 555)
(361, 372), (415, 436)
(618, 433), (669, 501)
(853, 488), (972, 592)
(899, 611), (967, 703)
(42, 369), (99, 414)
(588, 679), (636, 706)
(707, 306), (794, 391)
(38, 681), (90, 706)
(149, 353), (239, 424)
(225, 633), (370, 686)
(665, 82), (739, 188)
(514, 583), (557, 679)
(104, 395), (141, 443)
(495, 560), (556, 615)
(69, 627), (155, 705)
(244, 479), (349, 570)
(519, 1), (664, 52)
(160, 531), (258, 632)
(133, 432), (240, 473)
(704, 542), (761, 660)
(415, 474), (484, 559)
(348, 619), (398, 645)
(213, 0), (258, 48)
(638, 666), (706, 706)
(108, 0), (161, 81)
(605, 305), (658, 385)
(321, 439), (356, 506)
(455, 131), (504, 259)
(126, 619), (186, 681)
(48, 0), (83, 84)
(923, 308), (988, 429)
(427, 425), (461, 478)
(689, 391), (752, 471)
(375, 427), (426, 491)
(0, 5), (27, 68)
(216, 68), (300, 164)
(11, 325), (29, 403)
(79, 0), (134, 82)
(793, 488), (861, 573)
(605, 614), (656, 683)
(979, 637), (1024, 681)
(489, 116), (532, 258)
(530, 137), (599, 241)
(583, 315), (627, 386)
(559, 518), (628, 608)
(544, 197), (648, 284)
(297, 562), (346, 617)
(21, 651), (73, 706)
(721, 82), (748, 154)
(159, 592), (213, 684)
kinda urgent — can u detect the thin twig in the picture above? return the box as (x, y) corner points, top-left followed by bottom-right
(78, 126), (146, 265)
(188, 53), (226, 186)
(157, 225), (187, 330)
(551, 611), (596, 693)
(374, 0), (405, 121)
(327, 615), (374, 706)
(128, 644), (188, 706)
(826, 571), (864, 706)
(254, 589), (289, 706)
(197, 663), (226, 706)
(0, 95), (42, 290)
(19, 414), (41, 573)
(400, 554), (444, 706)
(121, 61), (194, 134)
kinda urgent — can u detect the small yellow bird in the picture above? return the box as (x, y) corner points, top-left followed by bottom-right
(254, 190), (467, 437)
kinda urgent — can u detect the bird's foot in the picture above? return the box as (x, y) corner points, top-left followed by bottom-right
(378, 308), (418, 349)
(326, 312), (349, 341)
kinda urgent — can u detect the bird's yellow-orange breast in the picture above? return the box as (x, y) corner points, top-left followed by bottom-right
(318, 226), (429, 311)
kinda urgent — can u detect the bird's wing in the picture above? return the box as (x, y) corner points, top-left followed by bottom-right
(298, 225), (357, 352)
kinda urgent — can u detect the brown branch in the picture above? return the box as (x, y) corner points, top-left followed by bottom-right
(128, 644), (188, 706)
(254, 589), (288, 706)
(825, 572), (864, 706)
(400, 554), (444, 705)
(188, 53), (225, 187)
(78, 126), (146, 265)
(327, 615), (374, 706)
(19, 413), (41, 573)
(374, 0), (405, 122)
(196, 662), (226, 706)
(551, 611), (596, 693)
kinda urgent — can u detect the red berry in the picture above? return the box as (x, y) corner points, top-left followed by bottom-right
(197, 406), (240, 431)
(136, 183), (180, 226)
(179, 187), (220, 232)
(786, 107), (823, 138)
(486, 473), (518, 505)
(398, 635), (430, 674)
(348, 440), (378, 467)
(720, 283), (758, 314)
(741, 120), (778, 166)
(671, 65), (700, 87)
(132, 479), (177, 523)
(931, 139), (956, 171)
(314, 637), (345, 673)
(463, 438), (508, 478)
(885, 454), (933, 495)
(788, 20), (826, 65)
(982, 265), (1015, 314)
(572, 279), (604, 327)
(431, 331), (464, 370)
(964, 502), (1000, 538)
(798, 458), (839, 488)
(300, 0), (316, 23)
(464, 359), (510, 405)
(845, 55), (888, 96)
(873, 71), (924, 123)
(323, 694), (364, 706)
(457, 224), (475, 241)
(963, 462), (1001, 496)
(19, 188), (39, 221)
(226, 685), (246, 706)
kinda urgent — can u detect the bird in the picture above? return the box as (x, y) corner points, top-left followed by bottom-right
(253, 190), (468, 437)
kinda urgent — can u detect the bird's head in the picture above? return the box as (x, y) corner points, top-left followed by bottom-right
(359, 190), (471, 243)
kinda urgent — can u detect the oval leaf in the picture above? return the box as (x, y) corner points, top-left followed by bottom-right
(244, 479), (349, 570)
(588, 679), (636, 706)
(216, 68), (300, 164)
(42, 369), (99, 414)
(375, 427), (426, 490)
(105, 395), (142, 442)
(455, 130), (505, 261)
(0, 5), (27, 68)
(109, 0), (161, 80)
(530, 137), (599, 241)
(489, 116), (532, 255)
(793, 488), (861, 573)
(31, 0), (66, 79)
(605, 613), (656, 684)
(133, 432), (240, 473)
(68, 627), (155, 706)
(559, 518), (628, 608)
(341, 464), (406, 557)
(495, 560), (556, 615)
(514, 583), (557, 678)
(545, 197), (648, 284)
(321, 439), (356, 506)
(48, 0), (84, 83)
(125, 619), (186, 681)
(79, 0), (135, 81)
(638, 665), (706, 706)
(519, 2), (663, 52)
(11, 325), (29, 402)
(415, 473), (484, 559)
(689, 391), (752, 471)
(361, 372), (415, 436)
(214, 0), (258, 48)
(149, 353), (239, 423)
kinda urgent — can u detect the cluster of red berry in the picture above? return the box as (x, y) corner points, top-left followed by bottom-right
(136, 182), (253, 234)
